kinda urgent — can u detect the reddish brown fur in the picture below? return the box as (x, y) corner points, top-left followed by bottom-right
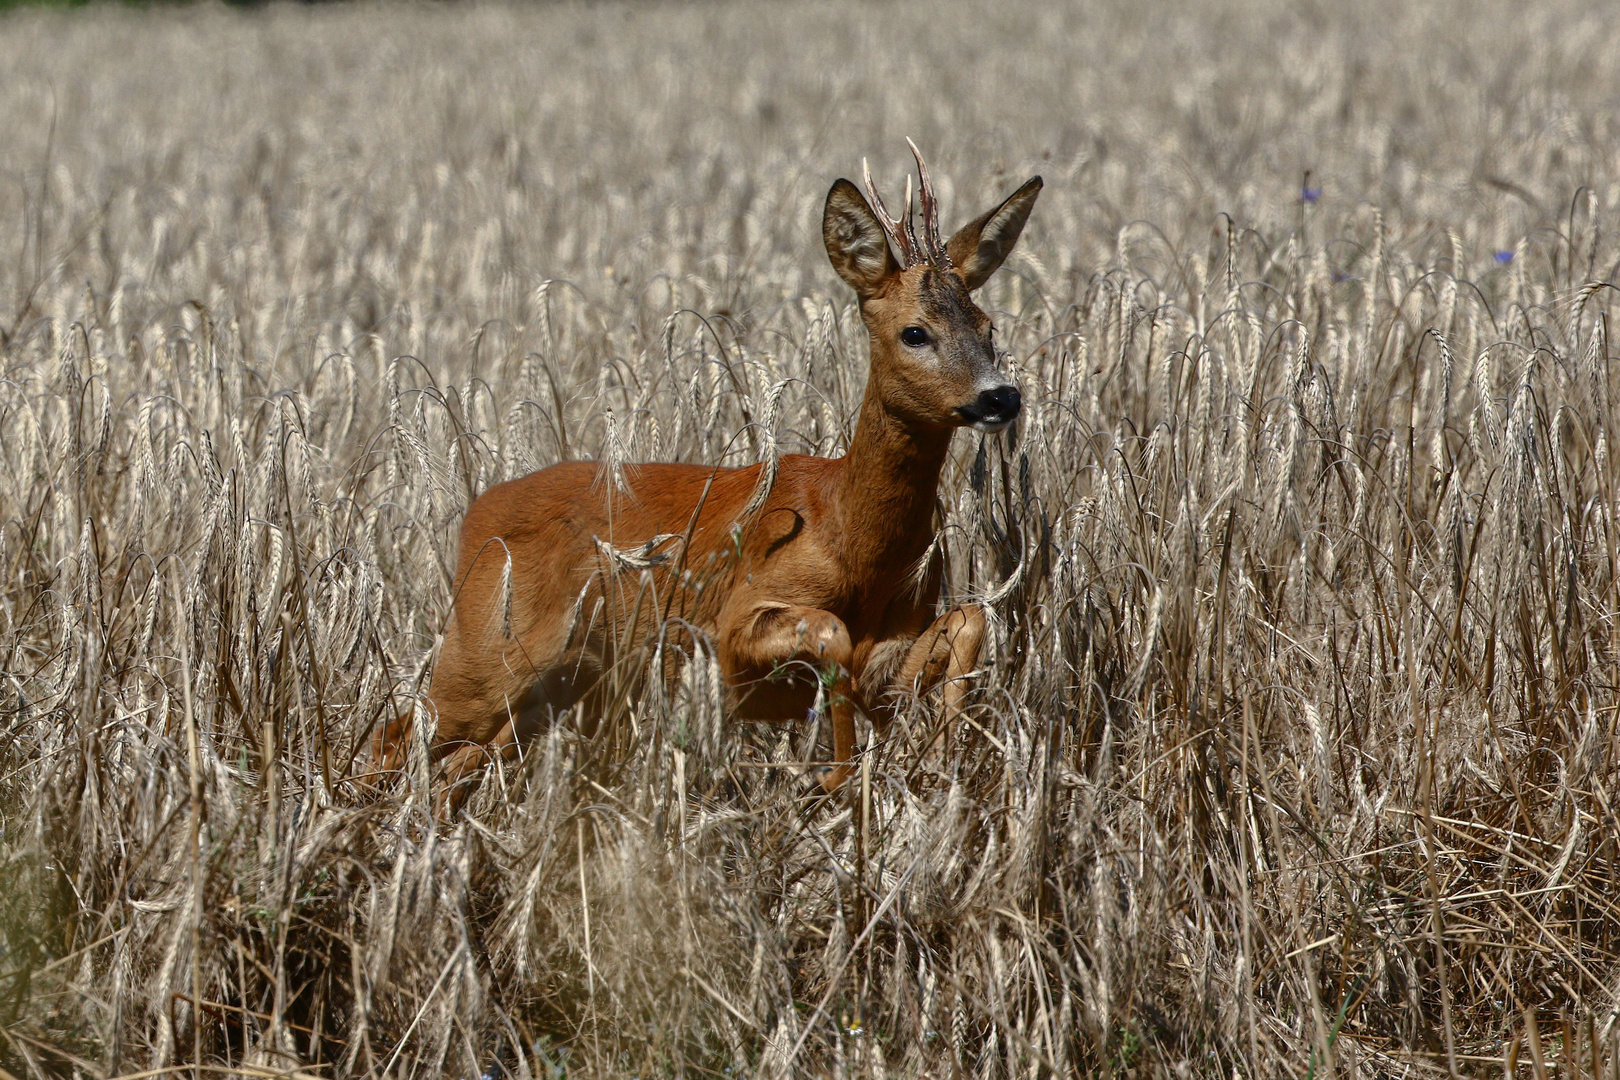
(378, 159), (1042, 810)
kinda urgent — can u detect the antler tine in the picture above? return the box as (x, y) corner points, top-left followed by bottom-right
(862, 156), (917, 266)
(900, 174), (924, 267)
(906, 138), (951, 267)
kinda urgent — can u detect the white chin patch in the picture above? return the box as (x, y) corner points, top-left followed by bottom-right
(970, 416), (1015, 434)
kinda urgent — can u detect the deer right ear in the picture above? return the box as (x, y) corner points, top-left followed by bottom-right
(823, 179), (898, 299)
(947, 176), (1043, 291)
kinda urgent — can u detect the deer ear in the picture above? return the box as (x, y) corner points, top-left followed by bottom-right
(823, 179), (898, 299)
(947, 176), (1043, 291)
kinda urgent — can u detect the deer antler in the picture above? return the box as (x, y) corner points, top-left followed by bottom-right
(907, 138), (952, 268)
(862, 144), (952, 269)
(862, 157), (918, 266)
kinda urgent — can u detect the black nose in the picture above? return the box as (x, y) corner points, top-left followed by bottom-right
(958, 385), (1022, 426)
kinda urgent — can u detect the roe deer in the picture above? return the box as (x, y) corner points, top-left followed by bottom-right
(379, 143), (1041, 811)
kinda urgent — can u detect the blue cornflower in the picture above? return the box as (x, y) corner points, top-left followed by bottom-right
(1494, 249), (1514, 264)
(1301, 186), (1321, 204)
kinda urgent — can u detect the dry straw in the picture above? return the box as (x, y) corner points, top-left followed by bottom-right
(6, 0), (1620, 1077)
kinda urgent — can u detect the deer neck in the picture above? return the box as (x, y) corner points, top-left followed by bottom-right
(833, 372), (953, 580)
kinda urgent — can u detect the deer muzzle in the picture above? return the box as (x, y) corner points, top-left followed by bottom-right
(957, 384), (1022, 432)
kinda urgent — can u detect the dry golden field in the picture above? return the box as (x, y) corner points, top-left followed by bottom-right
(5, 0), (1620, 1076)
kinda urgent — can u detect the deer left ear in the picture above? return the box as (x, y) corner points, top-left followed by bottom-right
(947, 176), (1043, 291)
(824, 179), (899, 300)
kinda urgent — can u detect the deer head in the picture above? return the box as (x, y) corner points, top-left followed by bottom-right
(822, 142), (1042, 433)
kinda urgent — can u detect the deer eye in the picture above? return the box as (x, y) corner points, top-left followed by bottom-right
(900, 326), (929, 347)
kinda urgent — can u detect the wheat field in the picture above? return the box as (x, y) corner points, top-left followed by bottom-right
(4, 0), (1620, 1076)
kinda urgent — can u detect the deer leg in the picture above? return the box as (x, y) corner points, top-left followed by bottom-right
(434, 735), (498, 816)
(433, 704), (547, 815)
(428, 661), (589, 816)
(433, 709), (553, 815)
(821, 670), (859, 792)
(722, 603), (858, 791)
(418, 683), (510, 816)
(369, 709), (413, 774)
(888, 603), (986, 762)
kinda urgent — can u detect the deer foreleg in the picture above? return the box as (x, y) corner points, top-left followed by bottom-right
(723, 603), (858, 791)
(815, 671), (859, 792)
(887, 603), (986, 760)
